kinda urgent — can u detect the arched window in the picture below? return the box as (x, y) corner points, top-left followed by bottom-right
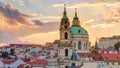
(65, 32), (68, 39)
(84, 43), (86, 50)
(86, 42), (88, 50)
(65, 49), (68, 56)
(78, 30), (81, 33)
(74, 43), (76, 49)
(78, 41), (81, 50)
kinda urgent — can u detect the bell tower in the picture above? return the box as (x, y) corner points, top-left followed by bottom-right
(60, 4), (70, 40)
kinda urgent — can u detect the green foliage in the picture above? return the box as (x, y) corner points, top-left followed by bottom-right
(114, 42), (120, 51)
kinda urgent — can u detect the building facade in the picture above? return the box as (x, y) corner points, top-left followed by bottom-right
(98, 36), (120, 48)
(56, 4), (90, 68)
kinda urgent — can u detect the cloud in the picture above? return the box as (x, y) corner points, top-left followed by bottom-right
(18, 0), (26, 6)
(52, 4), (64, 7)
(53, 2), (120, 9)
(32, 20), (44, 26)
(0, 2), (60, 44)
(0, 1), (4, 7)
(19, 31), (59, 44)
(0, 2), (43, 27)
(0, 43), (8, 47)
(91, 23), (115, 28)
(97, 0), (120, 2)
(0, 3), (30, 25)
(30, 13), (60, 22)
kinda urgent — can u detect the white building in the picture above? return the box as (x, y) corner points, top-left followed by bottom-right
(98, 36), (120, 48)
(48, 4), (91, 68)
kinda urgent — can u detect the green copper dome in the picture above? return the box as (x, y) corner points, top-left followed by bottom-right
(70, 26), (88, 35)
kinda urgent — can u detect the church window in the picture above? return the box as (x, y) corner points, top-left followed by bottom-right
(86, 42), (87, 50)
(65, 32), (68, 39)
(84, 43), (86, 50)
(78, 30), (81, 33)
(78, 41), (81, 50)
(74, 43), (76, 48)
(65, 49), (68, 56)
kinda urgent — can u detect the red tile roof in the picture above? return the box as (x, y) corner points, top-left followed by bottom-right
(2, 59), (17, 64)
(102, 54), (120, 61)
(78, 53), (91, 58)
(91, 54), (103, 61)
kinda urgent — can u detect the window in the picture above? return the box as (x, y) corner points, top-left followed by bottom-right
(65, 32), (68, 39)
(64, 26), (68, 29)
(65, 21), (68, 24)
(65, 49), (68, 56)
(86, 42), (87, 50)
(78, 30), (81, 33)
(78, 41), (81, 50)
(107, 62), (109, 65)
(112, 62), (114, 65)
(84, 43), (86, 50)
(74, 43), (76, 48)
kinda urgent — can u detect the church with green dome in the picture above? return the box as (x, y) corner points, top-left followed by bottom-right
(57, 4), (90, 68)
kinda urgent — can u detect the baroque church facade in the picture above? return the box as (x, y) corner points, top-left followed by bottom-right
(57, 5), (90, 68)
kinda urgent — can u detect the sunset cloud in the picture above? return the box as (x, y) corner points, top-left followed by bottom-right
(19, 31), (59, 44)
(53, 4), (64, 7)
(0, 2), (59, 44)
(0, 0), (120, 45)
(0, 2), (43, 27)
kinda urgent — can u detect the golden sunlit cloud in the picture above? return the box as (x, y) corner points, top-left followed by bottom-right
(91, 23), (115, 28)
(52, 4), (64, 7)
(19, 31), (59, 44)
(0, 43), (8, 47)
(0, 1), (120, 45)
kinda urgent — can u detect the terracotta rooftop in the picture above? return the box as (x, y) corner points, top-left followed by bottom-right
(102, 54), (120, 61)
(78, 53), (91, 58)
(2, 59), (17, 64)
(91, 54), (103, 61)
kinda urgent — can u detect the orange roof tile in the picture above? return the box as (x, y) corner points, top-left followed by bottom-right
(102, 54), (120, 61)
(2, 59), (17, 64)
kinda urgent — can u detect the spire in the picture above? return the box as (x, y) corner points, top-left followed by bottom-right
(75, 8), (77, 17)
(62, 4), (68, 20)
(95, 37), (98, 46)
(72, 8), (80, 26)
(64, 4), (66, 14)
(95, 37), (98, 49)
(74, 8), (78, 19)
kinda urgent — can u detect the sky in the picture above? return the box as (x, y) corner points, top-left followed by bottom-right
(0, 0), (120, 46)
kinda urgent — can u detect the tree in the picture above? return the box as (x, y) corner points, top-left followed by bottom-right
(114, 42), (120, 51)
